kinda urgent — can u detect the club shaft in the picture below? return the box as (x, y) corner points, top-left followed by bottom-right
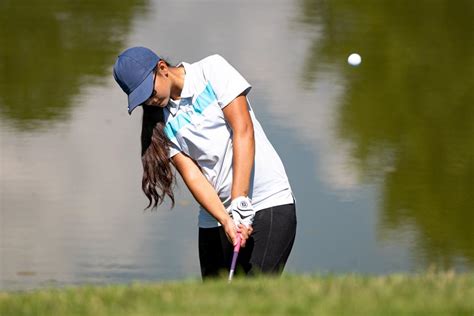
(228, 234), (241, 282)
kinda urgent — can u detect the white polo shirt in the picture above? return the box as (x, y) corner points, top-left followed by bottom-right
(163, 54), (294, 228)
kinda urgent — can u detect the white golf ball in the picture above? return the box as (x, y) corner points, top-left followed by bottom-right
(348, 53), (362, 66)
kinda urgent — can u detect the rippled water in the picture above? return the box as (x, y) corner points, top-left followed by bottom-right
(1, 0), (473, 291)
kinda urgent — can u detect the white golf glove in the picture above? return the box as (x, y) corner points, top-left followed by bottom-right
(227, 196), (256, 228)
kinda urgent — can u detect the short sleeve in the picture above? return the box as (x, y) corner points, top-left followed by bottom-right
(202, 55), (252, 109)
(168, 141), (181, 158)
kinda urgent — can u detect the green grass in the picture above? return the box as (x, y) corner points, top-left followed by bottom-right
(1, 272), (473, 316)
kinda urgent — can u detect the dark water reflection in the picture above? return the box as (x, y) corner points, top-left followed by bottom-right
(300, 0), (474, 267)
(1, 0), (473, 291)
(0, 0), (147, 129)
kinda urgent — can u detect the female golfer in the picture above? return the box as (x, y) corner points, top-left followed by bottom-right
(113, 46), (296, 278)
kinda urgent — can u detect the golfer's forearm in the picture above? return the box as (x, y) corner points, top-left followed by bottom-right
(231, 128), (255, 200)
(183, 171), (230, 225)
(173, 153), (231, 225)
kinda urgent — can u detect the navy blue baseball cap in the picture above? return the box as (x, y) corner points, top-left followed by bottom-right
(113, 47), (161, 114)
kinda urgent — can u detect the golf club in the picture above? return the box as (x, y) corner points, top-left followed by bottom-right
(228, 233), (242, 283)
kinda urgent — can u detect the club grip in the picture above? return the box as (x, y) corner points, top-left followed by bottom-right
(233, 233), (242, 252)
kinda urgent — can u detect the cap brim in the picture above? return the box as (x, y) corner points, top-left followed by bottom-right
(127, 71), (154, 114)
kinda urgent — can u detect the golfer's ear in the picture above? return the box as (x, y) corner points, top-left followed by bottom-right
(157, 60), (168, 74)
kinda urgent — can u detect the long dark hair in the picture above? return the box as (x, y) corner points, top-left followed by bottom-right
(141, 105), (175, 209)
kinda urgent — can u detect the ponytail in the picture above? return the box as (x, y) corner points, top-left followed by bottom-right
(141, 105), (175, 209)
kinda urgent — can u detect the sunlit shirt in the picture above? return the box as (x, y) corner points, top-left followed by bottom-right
(164, 55), (294, 228)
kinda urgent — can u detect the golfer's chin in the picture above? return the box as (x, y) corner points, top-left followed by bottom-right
(149, 99), (168, 108)
(159, 98), (170, 107)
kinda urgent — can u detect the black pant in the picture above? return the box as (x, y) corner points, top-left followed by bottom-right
(198, 203), (297, 279)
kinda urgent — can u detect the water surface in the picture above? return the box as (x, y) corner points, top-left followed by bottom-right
(1, 0), (473, 291)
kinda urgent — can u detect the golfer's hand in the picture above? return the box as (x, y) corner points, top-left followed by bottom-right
(223, 218), (253, 248)
(226, 196), (255, 247)
(237, 223), (253, 248)
(228, 196), (256, 228)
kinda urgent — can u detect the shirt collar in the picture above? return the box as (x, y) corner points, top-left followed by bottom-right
(167, 99), (180, 116)
(166, 62), (193, 116)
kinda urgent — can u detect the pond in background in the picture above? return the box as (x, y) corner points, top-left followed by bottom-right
(1, 0), (473, 291)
